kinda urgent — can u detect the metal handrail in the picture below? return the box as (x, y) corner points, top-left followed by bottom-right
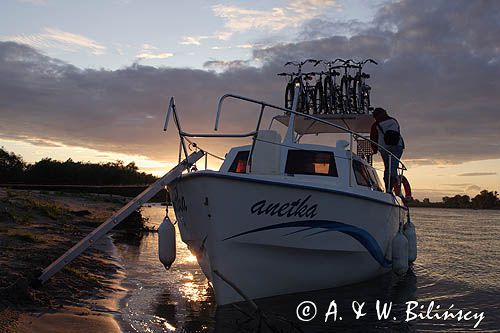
(165, 97), (257, 139)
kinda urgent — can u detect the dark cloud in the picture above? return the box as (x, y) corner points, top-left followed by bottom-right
(203, 59), (250, 70)
(253, 0), (500, 162)
(457, 172), (497, 177)
(466, 185), (482, 193)
(0, 42), (281, 163)
(298, 18), (368, 40)
(1, 0), (500, 165)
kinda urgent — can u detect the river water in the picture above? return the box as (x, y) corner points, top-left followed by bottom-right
(113, 206), (500, 332)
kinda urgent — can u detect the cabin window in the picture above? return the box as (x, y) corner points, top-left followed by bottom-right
(285, 150), (338, 177)
(353, 160), (382, 190)
(353, 160), (373, 188)
(228, 150), (249, 173)
(368, 168), (383, 191)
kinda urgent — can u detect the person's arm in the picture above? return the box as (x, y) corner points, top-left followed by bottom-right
(370, 123), (378, 154)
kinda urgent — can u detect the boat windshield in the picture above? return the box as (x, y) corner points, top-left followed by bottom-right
(285, 150), (338, 177)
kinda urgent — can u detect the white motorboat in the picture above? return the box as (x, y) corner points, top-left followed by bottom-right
(164, 93), (414, 305)
(38, 89), (415, 308)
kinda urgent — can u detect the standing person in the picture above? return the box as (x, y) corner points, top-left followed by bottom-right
(370, 107), (405, 192)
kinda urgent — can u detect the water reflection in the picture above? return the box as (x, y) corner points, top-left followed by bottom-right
(115, 206), (500, 332)
(214, 268), (418, 332)
(114, 205), (214, 333)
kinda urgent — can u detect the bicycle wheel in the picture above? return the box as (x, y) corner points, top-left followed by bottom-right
(323, 77), (333, 114)
(340, 76), (350, 114)
(333, 85), (342, 114)
(349, 79), (357, 114)
(307, 86), (317, 114)
(362, 85), (371, 113)
(351, 79), (359, 114)
(285, 81), (295, 110)
(295, 79), (307, 113)
(314, 81), (324, 114)
(365, 90), (371, 113)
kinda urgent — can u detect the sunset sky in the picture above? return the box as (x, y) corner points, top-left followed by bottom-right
(1, 0), (499, 200)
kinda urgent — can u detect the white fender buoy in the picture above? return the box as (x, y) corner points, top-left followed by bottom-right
(158, 215), (176, 269)
(392, 229), (409, 275)
(403, 215), (417, 263)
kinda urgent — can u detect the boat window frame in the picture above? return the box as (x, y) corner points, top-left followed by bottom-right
(367, 167), (383, 191)
(353, 159), (370, 187)
(353, 159), (383, 190)
(228, 150), (250, 173)
(285, 149), (338, 177)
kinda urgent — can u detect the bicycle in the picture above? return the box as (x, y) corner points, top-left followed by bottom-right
(321, 59), (344, 114)
(338, 59), (363, 114)
(277, 71), (299, 110)
(281, 59), (320, 114)
(313, 70), (327, 114)
(351, 59), (377, 114)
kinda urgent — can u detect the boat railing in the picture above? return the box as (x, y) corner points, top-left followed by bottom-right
(164, 91), (406, 194)
(163, 96), (258, 169)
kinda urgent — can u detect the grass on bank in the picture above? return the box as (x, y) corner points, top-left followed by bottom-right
(6, 230), (44, 243)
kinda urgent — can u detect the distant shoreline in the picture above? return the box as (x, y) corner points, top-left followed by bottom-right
(407, 203), (500, 210)
(2, 184), (499, 210)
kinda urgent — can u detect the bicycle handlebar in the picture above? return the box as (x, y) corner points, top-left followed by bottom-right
(285, 59), (322, 67)
(304, 59), (321, 66)
(284, 61), (300, 67)
(363, 58), (378, 65)
(277, 72), (299, 77)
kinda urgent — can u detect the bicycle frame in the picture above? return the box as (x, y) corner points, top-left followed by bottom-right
(351, 59), (377, 114)
(322, 59), (343, 114)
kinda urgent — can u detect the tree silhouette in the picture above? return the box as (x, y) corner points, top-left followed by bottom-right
(0, 147), (26, 183)
(471, 190), (499, 209)
(0, 147), (156, 185)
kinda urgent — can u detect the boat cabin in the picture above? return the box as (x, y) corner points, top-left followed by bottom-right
(220, 133), (384, 193)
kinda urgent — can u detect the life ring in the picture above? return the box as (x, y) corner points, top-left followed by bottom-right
(401, 175), (412, 200)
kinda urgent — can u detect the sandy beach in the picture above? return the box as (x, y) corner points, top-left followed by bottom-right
(0, 188), (132, 332)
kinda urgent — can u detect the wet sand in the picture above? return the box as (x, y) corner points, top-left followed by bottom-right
(0, 188), (130, 332)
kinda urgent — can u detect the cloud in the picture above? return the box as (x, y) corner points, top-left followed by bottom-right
(410, 188), (461, 201)
(180, 32), (233, 46)
(1, 0), (500, 167)
(203, 59), (249, 70)
(135, 43), (173, 61)
(180, 36), (204, 46)
(141, 43), (158, 51)
(0, 133), (62, 148)
(16, 0), (48, 4)
(136, 52), (174, 60)
(0, 41), (277, 163)
(299, 18), (369, 40)
(465, 185), (482, 193)
(251, 0), (500, 163)
(237, 44), (255, 49)
(212, 0), (340, 33)
(1, 27), (106, 55)
(457, 172), (497, 177)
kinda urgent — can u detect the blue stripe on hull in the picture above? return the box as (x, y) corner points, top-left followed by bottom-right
(224, 220), (392, 268)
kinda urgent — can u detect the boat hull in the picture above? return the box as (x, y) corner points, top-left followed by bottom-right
(168, 172), (403, 305)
